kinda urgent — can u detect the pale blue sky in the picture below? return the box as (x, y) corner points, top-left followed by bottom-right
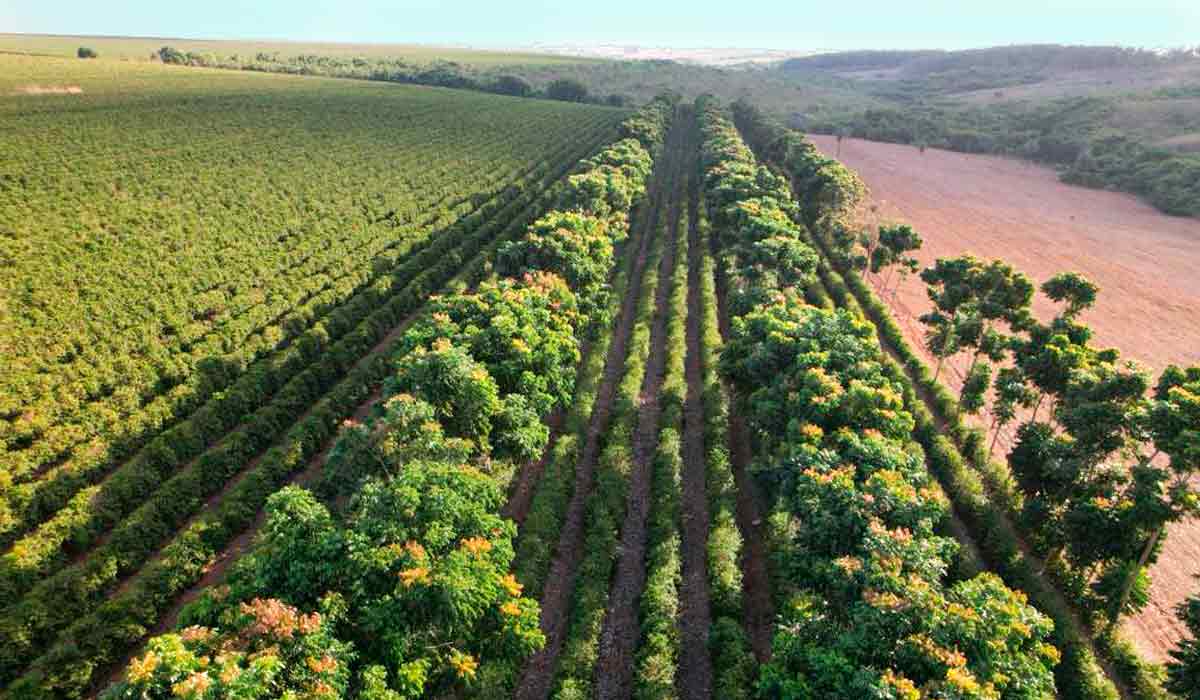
(2, 0), (1197, 51)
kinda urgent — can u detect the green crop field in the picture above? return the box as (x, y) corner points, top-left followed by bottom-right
(0, 52), (632, 697)
(1, 32), (1197, 700)
(0, 53), (619, 493)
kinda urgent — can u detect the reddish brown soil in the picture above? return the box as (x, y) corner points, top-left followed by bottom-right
(809, 135), (1200, 371)
(676, 146), (714, 698)
(810, 134), (1200, 663)
(593, 118), (685, 700)
(724, 409), (774, 662)
(514, 131), (671, 700)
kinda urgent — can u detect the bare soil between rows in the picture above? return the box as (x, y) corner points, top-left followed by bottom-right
(676, 128), (714, 699)
(593, 115), (687, 700)
(504, 410), (565, 526)
(712, 240), (775, 663)
(513, 128), (673, 700)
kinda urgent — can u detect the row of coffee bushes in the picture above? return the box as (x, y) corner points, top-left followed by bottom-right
(692, 188), (758, 698)
(632, 170), (690, 699)
(698, 96), (1061, 697)
(1, 108), (617, 546)
(731, 99), (1160, 700)
(3, 189), (468, 540)
(0, 142), (593, 606)
(509, 106), (673, 604)
(0, 130), (612, 695)
(551, 164), (674, 698)
(489, 97), (676, 696)
(95, 98), (675, 700)
(12, 101), (669, 700)
(6, 130), (615, 700)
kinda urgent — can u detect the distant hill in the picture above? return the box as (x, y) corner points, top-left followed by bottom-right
(783, 44), (1198, 77)
(781, 44), (1200, 217)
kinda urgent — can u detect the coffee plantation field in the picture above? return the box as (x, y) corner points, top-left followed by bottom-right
(0, 53), (630, 696)
(2, 40), (1197, 700)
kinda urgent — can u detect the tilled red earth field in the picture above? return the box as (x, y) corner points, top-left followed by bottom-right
(809, 134), (1200, 663)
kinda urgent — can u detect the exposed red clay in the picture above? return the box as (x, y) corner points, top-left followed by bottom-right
(810, 134), (1200, 663)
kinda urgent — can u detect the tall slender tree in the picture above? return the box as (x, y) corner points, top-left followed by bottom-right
(1110, 365), (1200, 623)
(989, 366), (1037, 457)
(920, 255), (983, 382)
(1042, 271), (1099, 319)
(919, 255), (1033, 390)
(870, 223), (923, 297)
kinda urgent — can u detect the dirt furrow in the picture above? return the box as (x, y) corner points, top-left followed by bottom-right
(505, 410), (566, 526)
(675, 131), (714, 699)
(513, 130), (674, 700)
(712, 248), (776, 664)
(592, 117), (687, 700)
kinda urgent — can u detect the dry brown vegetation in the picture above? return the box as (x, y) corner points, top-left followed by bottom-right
(12, 84), (82, 94)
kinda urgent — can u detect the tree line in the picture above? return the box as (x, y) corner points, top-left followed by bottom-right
(699, 94), (1061, 697)
(737, 97), (1200, 698)
(154, 46), (633, 107)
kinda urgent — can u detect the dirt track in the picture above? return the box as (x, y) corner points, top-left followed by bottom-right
(677, 130), (714, 698)
(809, 134), (1200, 663)
(592, 116), (684, 700)
(513, 121), (674, 700)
